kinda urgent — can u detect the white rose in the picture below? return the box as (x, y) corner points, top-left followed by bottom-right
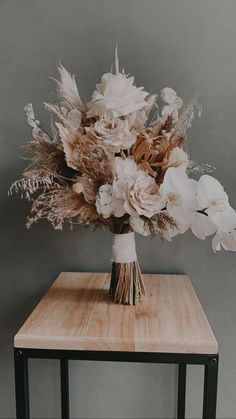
(124, 170), (164, 218)
(86, 118), (136, 153)
(87, 73), (148, 118)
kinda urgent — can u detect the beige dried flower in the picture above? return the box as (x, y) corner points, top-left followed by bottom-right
(72, 174), (97, 203)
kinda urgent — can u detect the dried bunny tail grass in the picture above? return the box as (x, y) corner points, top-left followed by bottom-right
(26, 187), (108, 231)
(145, 212), (177, 236)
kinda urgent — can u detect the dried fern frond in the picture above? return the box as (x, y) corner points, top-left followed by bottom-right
(145, 212), (177, 236)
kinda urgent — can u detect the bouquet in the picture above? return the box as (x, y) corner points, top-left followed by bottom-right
(10, 49), (236, 305)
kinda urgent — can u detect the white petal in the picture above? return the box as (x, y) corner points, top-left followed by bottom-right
(165, 147), (188, 170)
(212, 230), (236, 252)
(209, 205), (236, 232)
(161, 87), (177, 104)
(163, 224), (181, 241)
(174, 96), (183, 109)
(67, 109), (81, 129)
(113, 200), (126, 217)
(72, 182), (83, 194)
(56, 63), (83, 110)
(167, 204), (192, 228)
(197, 175), (228, 211)
(191, 213), (217, 240)
(130, 216), (151, 236)
(24, 103), (39, 128)
(160, 166), (189, 197)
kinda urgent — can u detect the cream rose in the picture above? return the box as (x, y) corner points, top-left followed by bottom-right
(86, 118), (136, 153)
(87, 73), (148, 118)
(124, 170), (164, 218)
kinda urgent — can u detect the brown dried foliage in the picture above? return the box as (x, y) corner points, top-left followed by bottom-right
(130, 115), (184, 184)
(145, 212), (177, 237)
(22, 138), (74, 183)
(26, 187), (105, 230)
(63, 133), (115, 185)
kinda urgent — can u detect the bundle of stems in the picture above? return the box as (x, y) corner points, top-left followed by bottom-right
(109, 260), (146, 305)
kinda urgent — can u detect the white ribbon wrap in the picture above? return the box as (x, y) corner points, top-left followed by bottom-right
(111, 232), (137, 263)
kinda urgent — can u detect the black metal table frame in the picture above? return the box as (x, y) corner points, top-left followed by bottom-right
(14, 348), (218, 419)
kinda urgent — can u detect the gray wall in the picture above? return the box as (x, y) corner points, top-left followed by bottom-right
(0, 0), (236, 417)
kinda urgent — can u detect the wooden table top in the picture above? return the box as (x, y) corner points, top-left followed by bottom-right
(14, 272), (218, 354)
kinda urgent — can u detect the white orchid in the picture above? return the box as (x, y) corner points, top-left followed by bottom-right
(197, 175), (236, 232)
(190, 212), (217, 240)
(130, 216), (151, 236)
(160, 166), (197, 231)
(86, 118), (136, 153)
(87, 72), (149, 118)
(161, 87), (183, 123)
(163, 147), (189, 170)
(95, 184), (125, 219)
(162, 223), (181, 241)
(212, 230), (236, 252)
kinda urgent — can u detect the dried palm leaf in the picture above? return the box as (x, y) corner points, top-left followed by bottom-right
(53, 63), (83, 110)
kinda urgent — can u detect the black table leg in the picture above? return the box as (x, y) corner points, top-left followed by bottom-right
(202, 357), (219, 419)
(14, 348), (30, 419)
(60, 358), (70, 419)
(177, 364), (186, 419)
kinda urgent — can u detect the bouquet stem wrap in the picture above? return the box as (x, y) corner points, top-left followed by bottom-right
(109, 232), (146, 305)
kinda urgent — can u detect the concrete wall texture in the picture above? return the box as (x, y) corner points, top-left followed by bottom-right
(0, 0), (236, 417)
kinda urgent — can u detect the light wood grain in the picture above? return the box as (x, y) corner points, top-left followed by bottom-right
(14, 272), (218, 354)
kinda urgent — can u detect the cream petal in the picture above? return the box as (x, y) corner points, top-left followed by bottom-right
(72, 182), (84, 194)
(130, 216), (151, 236)
(212, 230), (236, 252)
(160, 166), (189, 197)
(67, 109), (81, 129)
(197, 175), (228, 210)
(191, 213), (217, 240)
(161, 87), (177, 104)
(209, 205), (236, 232)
